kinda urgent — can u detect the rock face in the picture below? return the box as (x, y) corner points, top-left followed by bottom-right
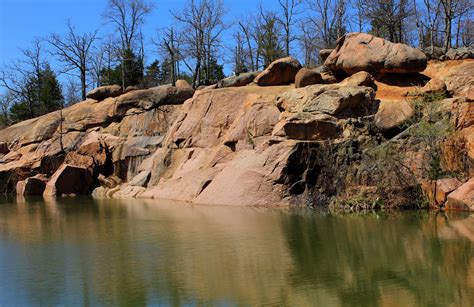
(325, 32), (427, 75)
(254, 57), (302, 86)
(0, 35), (472, 211)
(218, 71), (260, 88)
(295, 68), (323, 88)
(420, 78), (447, 95)
(86, 85), (123, 101)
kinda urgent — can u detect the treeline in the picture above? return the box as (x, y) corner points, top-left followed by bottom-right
(0, 0), (472, 127)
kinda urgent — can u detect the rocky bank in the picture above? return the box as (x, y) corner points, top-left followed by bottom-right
(1, 33), (473, 210)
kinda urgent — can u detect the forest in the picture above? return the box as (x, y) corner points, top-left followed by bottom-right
(0, 0), (472, 127)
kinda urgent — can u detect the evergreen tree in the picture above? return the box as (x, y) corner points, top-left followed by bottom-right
(201, 57), (224, 84)
(99, 49), (144, 88)
(10, 64), (63, 122)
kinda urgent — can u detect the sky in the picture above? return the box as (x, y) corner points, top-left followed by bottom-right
(0, 0), (276, 74)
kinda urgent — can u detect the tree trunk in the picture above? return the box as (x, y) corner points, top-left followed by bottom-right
(81, 69), (86, 100)
(444, 15), (452, 52)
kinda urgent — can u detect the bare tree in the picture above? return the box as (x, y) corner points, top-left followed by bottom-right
(307, 0), (348, 48)
(440, 0), (473, 51)
(103, 0), (153, 89)
(420, 0), (443, 54)
(232, 31), (247, 73)
(64, 78), (82, 106)
(277, 0), (301, 56)
(352, 0), (366, 32)
(153, 27), (180, 86)
(103, 0), (153, 51)
(255, 5), (285, 67)
(173, 0), (227, 87)
(238, 16), (258, 71)
(299, 22), (319, 66)
(412, 0), (425, 49)
(0, 91), (14, 127)
(0, 39), (45, 119)
(48, 21), (98, 100)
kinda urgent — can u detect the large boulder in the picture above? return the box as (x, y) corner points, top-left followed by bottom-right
(277, 84), (376, 118)
(294, 68), (323, 88)
(16, 174), (48, 196)
(218, 71), (260, 88)
(325, 32), (427, 75)
(86, 85), (123, 101)
(445, 178), (474, 211)
(43, 164), (96, 196)
(374, 100), (414, 133)
(114, 85), (195, 116)
(254, 57), (302, 86)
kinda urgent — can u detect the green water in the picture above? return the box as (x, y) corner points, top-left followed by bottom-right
(0, 197), (473, 306)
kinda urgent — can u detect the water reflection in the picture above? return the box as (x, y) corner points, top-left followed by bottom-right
(0, 197), (473, 306)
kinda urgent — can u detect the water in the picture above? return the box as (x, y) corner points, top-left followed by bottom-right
(0, 197), (473, 306)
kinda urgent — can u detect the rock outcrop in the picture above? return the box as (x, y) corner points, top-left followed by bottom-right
(0, 33), (472, 211)
(325, 32), (427, 75)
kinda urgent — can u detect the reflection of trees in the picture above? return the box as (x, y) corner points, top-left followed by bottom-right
(1, 196), (473, 306)
(282, 210), (474, 306)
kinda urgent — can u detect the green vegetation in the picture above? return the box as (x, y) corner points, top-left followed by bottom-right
(10, 64), (63, 122)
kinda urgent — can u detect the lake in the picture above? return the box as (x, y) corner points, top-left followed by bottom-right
(0, 196), (473, 306)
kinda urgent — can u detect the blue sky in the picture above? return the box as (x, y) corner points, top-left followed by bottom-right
(0, 0), (276, 69)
